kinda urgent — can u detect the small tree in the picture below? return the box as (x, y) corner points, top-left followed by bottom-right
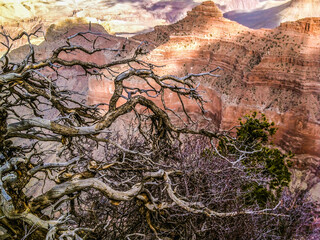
(0, 28), (317, 239)
(216, 112), (293, 206)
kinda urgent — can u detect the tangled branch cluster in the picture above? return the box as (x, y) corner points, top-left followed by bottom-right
(0, 28), (317, 239)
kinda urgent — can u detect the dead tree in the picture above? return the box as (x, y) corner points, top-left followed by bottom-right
(0, 28), (316, 239)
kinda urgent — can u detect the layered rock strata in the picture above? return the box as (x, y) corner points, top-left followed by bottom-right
(132, 1), (320, 168)
(7, 1), (320, 192)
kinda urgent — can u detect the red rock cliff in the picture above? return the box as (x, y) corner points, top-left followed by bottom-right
(131, 2), (320, 170)
(10, 1), (319, 189)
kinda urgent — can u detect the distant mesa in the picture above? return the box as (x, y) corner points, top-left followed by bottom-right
(187, 1), (223, 18)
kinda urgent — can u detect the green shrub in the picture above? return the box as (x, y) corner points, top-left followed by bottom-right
(217, 112), (293, 206)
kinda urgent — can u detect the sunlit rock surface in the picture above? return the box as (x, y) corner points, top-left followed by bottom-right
(131, 2), (320, 176)
(9, 1), (319, 171)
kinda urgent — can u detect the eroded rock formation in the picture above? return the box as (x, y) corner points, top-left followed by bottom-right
(131, 2), (320, 177)
(5, 1), (320, 194)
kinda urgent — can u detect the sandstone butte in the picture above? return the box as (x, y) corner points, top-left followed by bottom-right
(5, 1), (320, 198)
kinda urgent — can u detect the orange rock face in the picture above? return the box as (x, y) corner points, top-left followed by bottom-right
(278, 17), (320, 35)
(130, 2), (320, 168)
(188, 1), (223, 18)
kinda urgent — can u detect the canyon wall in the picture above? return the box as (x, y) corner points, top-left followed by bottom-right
(6, 1), (320, 196)
(131, 1), (320, 192)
